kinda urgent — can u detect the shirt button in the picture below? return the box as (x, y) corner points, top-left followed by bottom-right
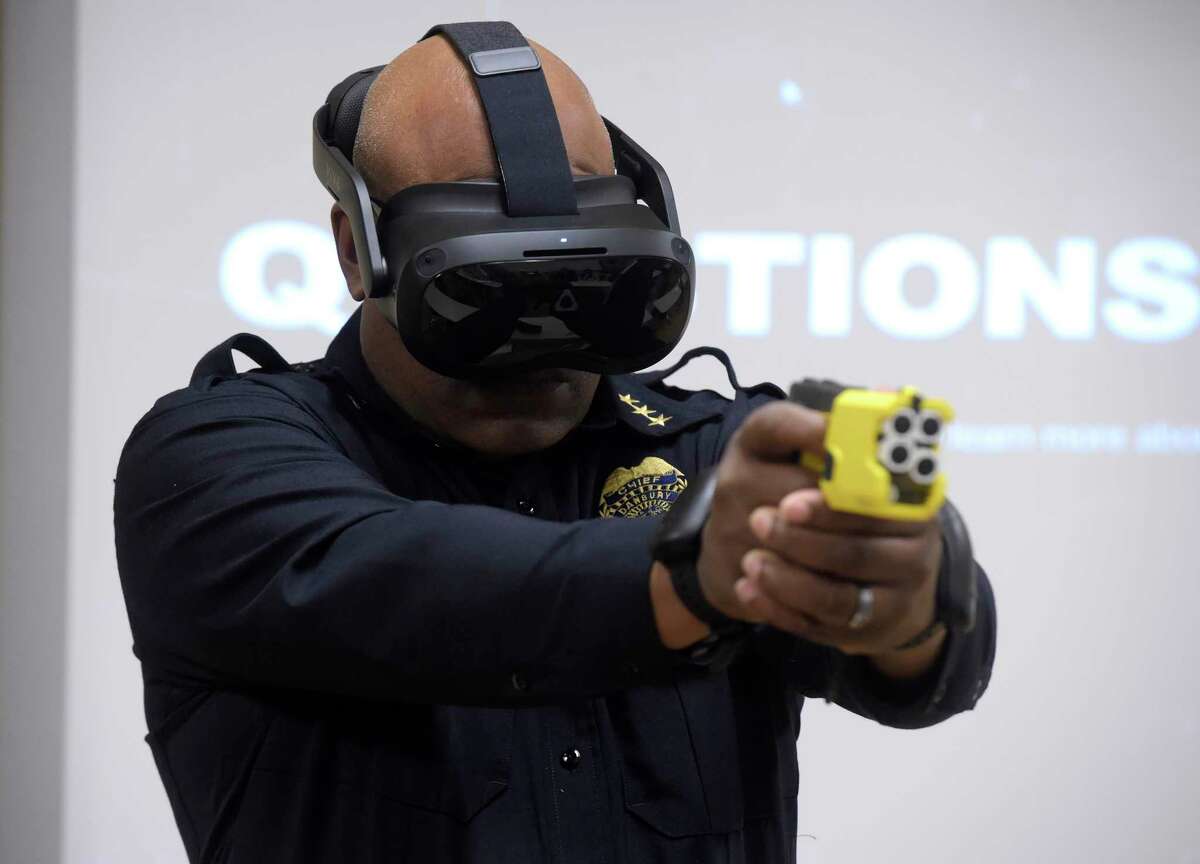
(559, 748), (582, 771)
(516, 499), (537, 516)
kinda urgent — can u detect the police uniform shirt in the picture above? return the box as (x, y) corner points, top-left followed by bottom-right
(114, 308), (996, 864)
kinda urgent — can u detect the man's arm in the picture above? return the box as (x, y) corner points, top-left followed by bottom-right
(114, 378), (689, 707)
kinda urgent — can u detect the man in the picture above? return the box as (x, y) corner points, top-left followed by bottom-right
(115, 27), (995, 864)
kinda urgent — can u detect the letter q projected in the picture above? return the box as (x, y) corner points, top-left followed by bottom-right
(219, 221), (348, 335)
(860, 234), (980, 339)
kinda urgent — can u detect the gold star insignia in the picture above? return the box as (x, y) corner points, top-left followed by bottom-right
(618, 393), (640, 407)
(647, 414), (671, 427)
(631, 404), (656, 418)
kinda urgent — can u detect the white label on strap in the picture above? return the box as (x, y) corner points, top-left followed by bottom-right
(469, 45), (540, 76)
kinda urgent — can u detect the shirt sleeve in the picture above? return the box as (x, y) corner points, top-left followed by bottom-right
(751, 568), (997, 729)
(113, 377), (687, 707)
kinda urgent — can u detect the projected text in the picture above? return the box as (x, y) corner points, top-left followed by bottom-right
(220, 222), (1198, 343)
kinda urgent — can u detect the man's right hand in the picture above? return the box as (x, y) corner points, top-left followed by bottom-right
(651, 401), (826, 648)
(699, 401), (827, 620)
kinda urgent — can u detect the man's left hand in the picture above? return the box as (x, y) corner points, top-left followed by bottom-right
(735, 486), (945, 677)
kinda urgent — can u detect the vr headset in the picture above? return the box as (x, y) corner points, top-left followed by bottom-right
(313, 21), (696, 379)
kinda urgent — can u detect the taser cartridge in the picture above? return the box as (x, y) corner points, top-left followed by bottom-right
(788, 379), (953, 521)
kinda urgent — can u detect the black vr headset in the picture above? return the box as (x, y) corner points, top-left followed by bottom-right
(313, 21), (695, 379)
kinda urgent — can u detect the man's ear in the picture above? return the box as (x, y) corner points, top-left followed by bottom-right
(331, 204), (366, 302)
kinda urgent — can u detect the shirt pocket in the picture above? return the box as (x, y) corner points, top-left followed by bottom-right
(219, 703), (517, 862)
(243, 701), (515, 826)
(367, 704), (515, 823)
(611, 668), (787, 839)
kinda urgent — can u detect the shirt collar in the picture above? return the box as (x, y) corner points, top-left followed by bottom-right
(323, 307), (436, 443)
(603, 370), (728, 438)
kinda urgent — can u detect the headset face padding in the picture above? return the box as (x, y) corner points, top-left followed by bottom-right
(324, 67), (384, 161)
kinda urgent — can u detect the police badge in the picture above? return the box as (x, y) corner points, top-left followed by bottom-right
(598, 457), (688, 519)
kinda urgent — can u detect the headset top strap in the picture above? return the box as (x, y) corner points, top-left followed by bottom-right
(421, 21), (578, 217)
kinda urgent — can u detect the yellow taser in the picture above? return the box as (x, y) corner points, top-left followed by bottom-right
(788, 379), (954, 521)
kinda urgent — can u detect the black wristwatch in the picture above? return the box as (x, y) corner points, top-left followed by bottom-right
(651, 468), (750, 665)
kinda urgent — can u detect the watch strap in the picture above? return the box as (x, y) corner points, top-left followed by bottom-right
(666, 553), (745, 633)
(652, 468), (745, 632)
(679, 624), (758, 668)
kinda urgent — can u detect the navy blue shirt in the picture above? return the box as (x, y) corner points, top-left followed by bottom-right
(114, 309), (996, 863)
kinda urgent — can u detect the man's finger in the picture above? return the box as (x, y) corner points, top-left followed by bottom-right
(733, 401), (826, 462)
(747, 511), (929, 585)
(739, 549), (906, 634)
(742, 549), (859, 623)
(735, 575), (822, 638)
(715, 459), (816, 519)
(778, 488), (932, 537)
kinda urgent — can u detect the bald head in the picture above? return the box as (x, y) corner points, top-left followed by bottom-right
(353, 34), (615, 199)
